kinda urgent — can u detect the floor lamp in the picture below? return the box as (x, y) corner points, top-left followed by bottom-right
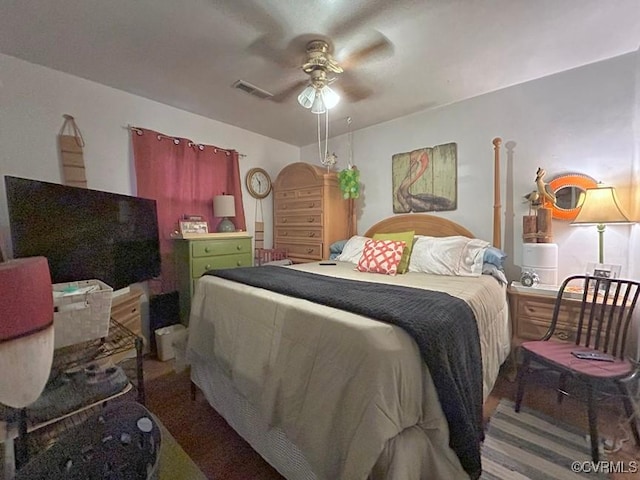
(0, 257), (55, 478)
(571, 185), (632, 264)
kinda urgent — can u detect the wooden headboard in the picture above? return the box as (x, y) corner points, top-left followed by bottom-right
(364, 214), (475, 238)
(363, 138), (503, 247)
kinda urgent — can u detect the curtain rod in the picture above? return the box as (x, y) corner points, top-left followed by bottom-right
(124, 125), (246, 157)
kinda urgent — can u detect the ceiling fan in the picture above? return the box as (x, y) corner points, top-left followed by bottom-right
(263, 33), (394, 105)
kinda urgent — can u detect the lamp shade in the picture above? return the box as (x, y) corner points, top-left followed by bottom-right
(321, 85), (340, 109)
(297, 85), (316, 109)
(213, 195), (236, 218)
(0, 257), (55, 408)
(571, 186), (632, 225)
(310, 93), (326, 115)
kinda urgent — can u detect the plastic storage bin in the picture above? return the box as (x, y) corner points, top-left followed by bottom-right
(155, 324), (187, 361)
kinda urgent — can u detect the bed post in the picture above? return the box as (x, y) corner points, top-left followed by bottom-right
(492, 138), (502, 249)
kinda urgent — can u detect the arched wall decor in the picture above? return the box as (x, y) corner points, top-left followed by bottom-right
(548, 173), (598, 221)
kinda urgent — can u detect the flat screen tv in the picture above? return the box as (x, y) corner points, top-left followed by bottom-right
(5, 175), (161, 291)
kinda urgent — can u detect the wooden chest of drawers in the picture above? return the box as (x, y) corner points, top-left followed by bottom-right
(273, 162), (350, 263)
(174, 234), (252, 324)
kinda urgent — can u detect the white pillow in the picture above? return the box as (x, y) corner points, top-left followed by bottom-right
(336, 235), (371, 264)
(408, 236), (490, 276)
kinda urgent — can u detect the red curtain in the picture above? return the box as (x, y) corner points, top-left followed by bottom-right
(131, 128), (246, 293)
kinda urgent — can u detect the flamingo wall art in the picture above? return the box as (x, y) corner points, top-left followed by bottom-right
(392, 143), (457, 213)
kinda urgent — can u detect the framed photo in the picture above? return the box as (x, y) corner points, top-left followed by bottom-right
(586, 262), (621, 280)
(179, 220), (209, 235)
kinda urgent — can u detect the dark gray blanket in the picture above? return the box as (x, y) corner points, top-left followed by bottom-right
(206, 266), (483, 479)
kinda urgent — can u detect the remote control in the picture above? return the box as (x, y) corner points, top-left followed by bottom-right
(571, 350), (615, 362)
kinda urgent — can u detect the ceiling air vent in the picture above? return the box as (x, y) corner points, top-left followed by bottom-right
(233, 80), (273, 100)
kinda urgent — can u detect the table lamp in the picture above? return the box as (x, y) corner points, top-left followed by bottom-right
(0, 256), (55, 475)
(571, 185), (632, 263)
(214, 194), (236, 232)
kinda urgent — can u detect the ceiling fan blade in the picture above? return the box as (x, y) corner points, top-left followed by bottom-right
(269, 78), (309, 103)
(339, 32), (393, 70)
(339, 84), (373, 103)
(211, 0), (284, 37)
(247, 34), (300, 69)
(337, 72), (373, 103)
(327, 0), (398, 38)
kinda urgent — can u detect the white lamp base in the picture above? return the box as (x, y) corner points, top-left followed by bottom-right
(217, 217), (235, 233)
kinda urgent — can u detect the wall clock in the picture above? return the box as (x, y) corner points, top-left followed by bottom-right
(245, 168), (272, 199)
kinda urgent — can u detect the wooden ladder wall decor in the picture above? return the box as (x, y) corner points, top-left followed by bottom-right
(58, 114), (87, 188)
(254, 199), (265, 250)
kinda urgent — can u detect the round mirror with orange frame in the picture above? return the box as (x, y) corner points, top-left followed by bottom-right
(548, 173), (598, 221)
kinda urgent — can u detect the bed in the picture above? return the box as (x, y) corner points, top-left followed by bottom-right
(186, 140), (510, 480)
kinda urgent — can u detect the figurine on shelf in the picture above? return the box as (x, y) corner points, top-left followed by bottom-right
(522, 167), (555, 243)
(535, 167), (557, 207)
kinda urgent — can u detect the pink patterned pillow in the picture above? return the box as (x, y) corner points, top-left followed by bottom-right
(356, 239), (406, 275)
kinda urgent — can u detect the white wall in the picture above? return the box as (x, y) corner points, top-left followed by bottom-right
(0, 53), (300, 254)
(303, 53), (638, 283)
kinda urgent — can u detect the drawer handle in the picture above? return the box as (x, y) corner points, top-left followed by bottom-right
(282, 232), (288, 236)
(307, 248), (314, 254)
(205, 264), (212, 270)
(309, 202), (315, 208)
(308, 232), (315, 237)
(236, 244), (242, 250)
(282, 218), (287, 223)
(237, 260), (242, 266)
(282, 205), (287, 209)
(307, 217), (314, 223)
(204, 247), (211, 253)
(555, 331), (569, 340)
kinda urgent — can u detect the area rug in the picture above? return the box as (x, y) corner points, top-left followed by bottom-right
(481, 399), (607, 480)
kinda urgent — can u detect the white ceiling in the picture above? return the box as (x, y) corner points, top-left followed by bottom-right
(1, 0), (639, 147)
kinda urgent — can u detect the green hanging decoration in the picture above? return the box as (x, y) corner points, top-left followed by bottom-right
(338, 166), (360, 199)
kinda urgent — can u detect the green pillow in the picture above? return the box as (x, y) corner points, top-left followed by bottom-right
(373, 231), (415, 274)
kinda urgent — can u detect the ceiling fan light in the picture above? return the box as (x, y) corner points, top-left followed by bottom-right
(321, 86), (340, 109)
(297, 85), (316, 109)
(310, 93), (326, 114)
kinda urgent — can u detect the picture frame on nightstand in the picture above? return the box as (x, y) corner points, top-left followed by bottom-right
(586, 262), (621, 280)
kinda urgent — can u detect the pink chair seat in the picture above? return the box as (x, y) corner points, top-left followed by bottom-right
(521, 340), (633, 378)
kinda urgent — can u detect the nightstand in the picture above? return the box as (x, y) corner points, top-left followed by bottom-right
(508, 282), (583, 346)
(174, 233), (253, 324)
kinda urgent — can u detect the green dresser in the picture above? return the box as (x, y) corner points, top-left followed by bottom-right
(174, 234), (253, 324)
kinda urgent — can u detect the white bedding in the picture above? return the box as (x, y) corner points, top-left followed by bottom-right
(187, 261), (511, 480)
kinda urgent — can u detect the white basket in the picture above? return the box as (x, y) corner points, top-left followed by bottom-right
(53, 279), (113, 349)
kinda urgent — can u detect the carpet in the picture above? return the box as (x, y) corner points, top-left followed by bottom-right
(482, 399), (607, 480)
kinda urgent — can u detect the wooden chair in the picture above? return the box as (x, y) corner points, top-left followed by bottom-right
(515, 274), (640, 462)
(254, 248), (289, 266)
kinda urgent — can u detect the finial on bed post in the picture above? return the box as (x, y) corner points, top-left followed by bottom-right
(492, 138), (502, 249)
